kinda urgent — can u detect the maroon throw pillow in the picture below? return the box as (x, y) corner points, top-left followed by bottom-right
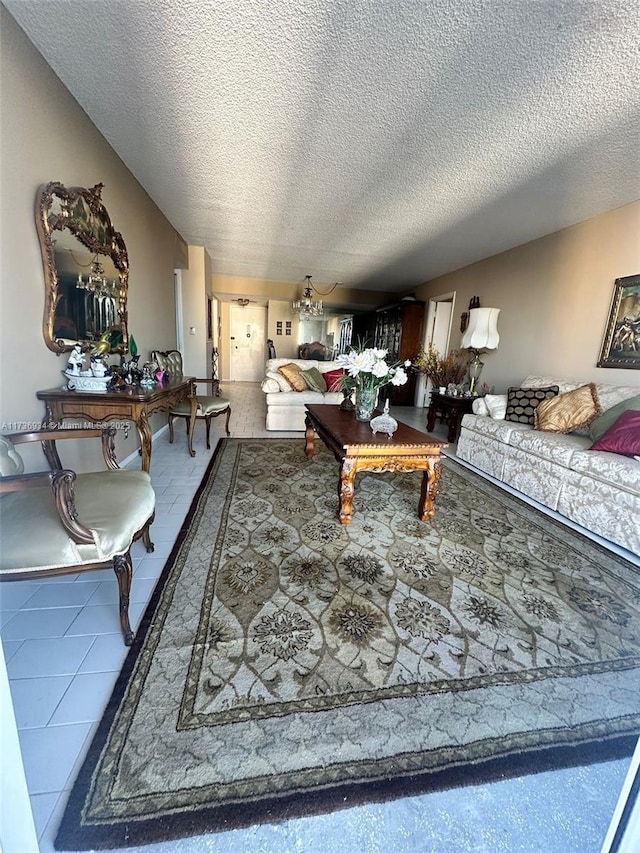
(322, 368), (345, 392)
(589, 410), (640, 457)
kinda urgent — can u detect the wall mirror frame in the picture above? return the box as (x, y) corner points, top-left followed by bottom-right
(36, 181), (129, 354)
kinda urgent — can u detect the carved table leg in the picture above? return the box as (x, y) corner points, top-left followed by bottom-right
(304, 417), (316, 458)
(113, 551), (134, 646)
(418, 457), (442, 521)
(137, 410), (152, 472)
(338, 457), (357, 525)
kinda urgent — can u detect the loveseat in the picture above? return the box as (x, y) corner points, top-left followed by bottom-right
(456, 375), (640, 557)
(261, 358), (344, 430)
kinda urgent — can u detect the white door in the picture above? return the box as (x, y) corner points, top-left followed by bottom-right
(415, 295), (455, 406)
(229, 305), (267, 381)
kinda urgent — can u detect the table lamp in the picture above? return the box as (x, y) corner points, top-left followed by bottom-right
(460, 307), (500, 394)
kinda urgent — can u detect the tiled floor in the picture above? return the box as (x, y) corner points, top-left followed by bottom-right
(1, 383), (633, 852)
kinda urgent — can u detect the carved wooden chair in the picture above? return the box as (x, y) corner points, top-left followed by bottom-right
(152, 350), (231, 457)
(0, 428), (155, 645)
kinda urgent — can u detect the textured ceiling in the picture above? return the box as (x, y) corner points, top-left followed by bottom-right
(5, 0), (639, 292)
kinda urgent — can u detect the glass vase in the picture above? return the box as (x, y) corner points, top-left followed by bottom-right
(355, 386), (378, 421)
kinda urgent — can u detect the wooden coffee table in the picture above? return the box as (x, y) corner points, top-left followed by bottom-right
(304, 404), (447, 525)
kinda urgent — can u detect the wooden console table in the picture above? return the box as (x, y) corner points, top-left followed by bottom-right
(426, 392), (474, 443)
(37, 379), (194, 472)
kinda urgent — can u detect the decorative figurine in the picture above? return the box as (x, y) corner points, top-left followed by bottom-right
(90, 356), (109, 377)
(339, 388), (355, 411)
(66, 344), (85, 376)
(370, 399), (398, 438)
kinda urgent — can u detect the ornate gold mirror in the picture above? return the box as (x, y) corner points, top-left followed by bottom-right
(36, 181), (129, 354)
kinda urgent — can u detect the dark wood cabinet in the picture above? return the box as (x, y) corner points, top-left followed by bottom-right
(374, 300), (425, 405)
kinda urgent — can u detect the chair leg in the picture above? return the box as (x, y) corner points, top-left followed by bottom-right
(141, 512), (155, 553)
(205, 416), (212, 449)
(224, 405), (231, 436)
(113, 551), (134, 646)
(168, 413), (175, 444)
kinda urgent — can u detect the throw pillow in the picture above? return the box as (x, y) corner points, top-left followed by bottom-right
(534, 383), (601, 433)
(485, 394), (507, 420)
(266, 370), (294, 392)
(588, 394), (640, 442)
(505, 386), (559, 424)
(301, 366), (327, 393)
(589, 410), (640, 457)
(472, 397), (489, 416)
(277, 363), (307, 392)
(322, 368), (345, 392)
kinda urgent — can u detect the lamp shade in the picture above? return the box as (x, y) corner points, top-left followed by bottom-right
(461, 307), (500, 350)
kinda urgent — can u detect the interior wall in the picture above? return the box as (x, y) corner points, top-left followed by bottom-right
(180, 245), (210, 377)
(0, 8), (181, 471)
(266, 299), (299, 361)
(414, 202), (640, 393)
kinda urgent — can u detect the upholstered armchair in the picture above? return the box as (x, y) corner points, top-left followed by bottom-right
(152, 349), (231, 456)
(0, 428), (155, 645)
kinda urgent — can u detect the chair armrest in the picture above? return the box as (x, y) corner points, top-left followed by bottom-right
(0, 470), (57, 493)
(0, 469), (94, 544)
(7, 427), (120, 471)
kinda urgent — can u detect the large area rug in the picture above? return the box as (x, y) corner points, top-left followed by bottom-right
(56, 438), (640, 849)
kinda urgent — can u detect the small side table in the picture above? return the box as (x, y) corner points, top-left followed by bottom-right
(426, 393), (474, 442)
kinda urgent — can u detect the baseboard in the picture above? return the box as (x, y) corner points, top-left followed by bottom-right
(120, 424), (169, 469)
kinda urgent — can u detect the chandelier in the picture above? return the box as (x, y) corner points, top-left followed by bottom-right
(75, 255), (120, 297)
(291, 275), (324, 317)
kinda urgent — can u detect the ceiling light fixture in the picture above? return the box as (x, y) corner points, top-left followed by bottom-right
(291, 275), (323, 317)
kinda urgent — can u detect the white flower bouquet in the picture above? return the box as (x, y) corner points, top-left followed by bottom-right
(336, 346), (410, 393)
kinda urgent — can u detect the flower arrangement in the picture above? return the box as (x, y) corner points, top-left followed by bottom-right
(412, 343), (467, 388)
(336, 346), (410, 393)
(336, 345), (410, 421)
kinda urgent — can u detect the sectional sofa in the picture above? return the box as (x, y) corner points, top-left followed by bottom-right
(456, 375), (640, 557)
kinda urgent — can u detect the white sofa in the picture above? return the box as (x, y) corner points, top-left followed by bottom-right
(456, 375), (640, 557)
(261, 358), (344, 431)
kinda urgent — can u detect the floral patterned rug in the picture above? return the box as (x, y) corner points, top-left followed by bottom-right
(56, 438), (640, 850)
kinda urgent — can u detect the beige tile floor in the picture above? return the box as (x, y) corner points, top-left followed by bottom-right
(0, 383), (632, 852)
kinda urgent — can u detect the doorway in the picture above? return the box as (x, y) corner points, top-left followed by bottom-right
(229, 304), (267, 381)
(415, 293), (456, 406)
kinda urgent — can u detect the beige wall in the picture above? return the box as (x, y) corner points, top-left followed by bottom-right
(415, 202), (640, 393)
(267, 300), (299, 360)
(0, 9), (181, 471)
(180, 245), (211, 377)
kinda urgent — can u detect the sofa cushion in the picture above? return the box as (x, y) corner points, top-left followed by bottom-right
(266, 370), (294, 392)
(588, 394), (640, 441)
(322, 367), (345, 391)
(589, 410), (640, 458)
(533, 383), (601, 433)
(278, 363), (307, 392)
(460, 413), (532, 444)
(301, 366), (327, 393)
(569, 444), (640, 495)
(505, 386), (559, 424)
(472, 397), (489, 415)
(508, 428), (589, 468)
(485, 394), (507, 419)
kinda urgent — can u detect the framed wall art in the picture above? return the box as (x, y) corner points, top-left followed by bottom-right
(597, 274), (640, 370)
